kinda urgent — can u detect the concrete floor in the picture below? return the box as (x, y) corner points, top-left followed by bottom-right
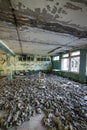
(8, 113), (46, 130)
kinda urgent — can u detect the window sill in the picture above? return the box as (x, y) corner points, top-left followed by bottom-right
(52, 69), (60, 71)
(61, 70), (79, 74)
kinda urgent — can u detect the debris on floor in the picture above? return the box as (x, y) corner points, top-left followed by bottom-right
(8, 113), (46, 130)
(0, 74), (87, 130)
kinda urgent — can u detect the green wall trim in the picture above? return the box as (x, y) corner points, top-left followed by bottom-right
(51, 49), (87, 83)
(52, 71), (79, 82)
(79, 49), (87, 83)
(0, 42), (15, 56)
(6, 54), (13, 80)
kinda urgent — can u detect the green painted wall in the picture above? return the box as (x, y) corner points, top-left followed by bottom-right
(51, 54), (62, 70)
(79, 48), (87, 83)
(52, 61), (60, 69)
(52, 49), (87, 83)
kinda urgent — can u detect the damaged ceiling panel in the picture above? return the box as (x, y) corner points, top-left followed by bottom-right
(22, 41), (60, 55)
(2, 40), (22, 54)
(11, 0), (87, 30)
(0, 0), (87, 55)
(19, 27), (77, 45)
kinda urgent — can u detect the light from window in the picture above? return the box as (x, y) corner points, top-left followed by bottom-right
(62, 53), (69, 58)
(61, 58), (69, 71)
(70, 57), (80, 72)
(70, 51), (80, 56)
(53, 56), (59, 61)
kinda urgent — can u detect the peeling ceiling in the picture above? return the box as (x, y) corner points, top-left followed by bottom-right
(0, 0), (87, 55)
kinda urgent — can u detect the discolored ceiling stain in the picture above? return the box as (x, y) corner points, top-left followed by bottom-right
(10, 0), (87, 31)
(56, 2), (59, 6)
(46, 0), (54, 1)
(46, 5), (51, 11)
(0, 0), (87, 55)
(70, 0), (87, 6)
(64, 2), (82, 11)
(54, 14), (59, 18)
(51, 6), (57, 14)
(58, 7), (65, 14)
(0, 0), (11, 11)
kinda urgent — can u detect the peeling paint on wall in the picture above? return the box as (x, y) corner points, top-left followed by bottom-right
(0, 54), (6, 75)
(0, 53), (15, 76)
(15, 55), (52, 72)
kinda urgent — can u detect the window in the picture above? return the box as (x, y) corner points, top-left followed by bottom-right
(18, 56), (22, 61)
(70, 51), (80, 73)
(22, 55), (26, 61)
(70, 51), (80, 56)
(61, 58), (69, 71)
(37, 56), (51, 61)
(61, 51), (80, 73)
(27, 56), (31, 61)
(47, 57), (51, 61)
(27, 56), (34, 61)
(62, 53), (69, 58)
(37, 57), (41, 61)
(43, 58), (46, 61)
(70, 57), (80, 72)
(41, 57), (44, 61)
(53, 56), (59, 61)
(61, 53), (69, 71)
(31, 56), (34, 61)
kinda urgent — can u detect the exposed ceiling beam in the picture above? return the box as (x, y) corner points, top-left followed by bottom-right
(0, 9), (87, 38)
(0, 38), (63, 46)
(8, 0), (23, 54)
(12, 16), (87, 38)
(48, 47), (61, 54)
(0, 40), (14, 56)
(47, 37), (79, 54)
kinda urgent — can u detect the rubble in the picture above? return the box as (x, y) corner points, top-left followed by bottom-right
(0, 74), (87, 130)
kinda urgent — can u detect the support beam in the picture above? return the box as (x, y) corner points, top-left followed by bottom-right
(6, 54), (13, 80)
(0, 40), (15, 56)
(79, 49), (87, 83)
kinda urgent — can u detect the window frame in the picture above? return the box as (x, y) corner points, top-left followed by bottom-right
(70, 56), (80, 72)
(61, 57), (69, 71)
(70, 51), (80, 73)
(53, 56), (60, 61)
(61, 51), (80, 73)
